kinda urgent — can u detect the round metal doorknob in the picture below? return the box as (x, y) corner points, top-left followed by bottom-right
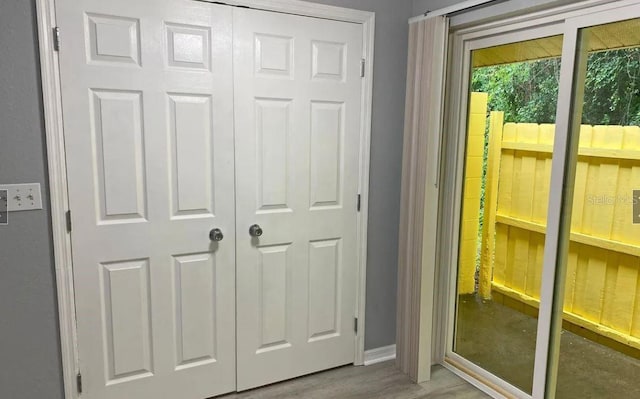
(249, 224), (263, 237)
(209, 228), (224, 242)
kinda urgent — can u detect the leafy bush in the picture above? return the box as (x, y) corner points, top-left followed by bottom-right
(471, 47), (640, 126)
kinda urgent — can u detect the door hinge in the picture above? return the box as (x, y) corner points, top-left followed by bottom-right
(76, 372), (82, 394)
(360, 58), (366, 77)
(66, 210), (72, 233)
(354, 317), (359, 334)
(357, 194), (361, 212)
(53, 27), (60, 51)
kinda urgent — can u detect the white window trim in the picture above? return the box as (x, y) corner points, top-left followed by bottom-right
(35, 0), (374, 397)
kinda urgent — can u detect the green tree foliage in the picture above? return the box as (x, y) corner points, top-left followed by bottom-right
(472, 59), (561, 123)
(583, 48), (640, 126)
(472, 47), (640, 126)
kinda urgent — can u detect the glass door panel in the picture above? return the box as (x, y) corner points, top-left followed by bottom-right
(453, 34), (563, 394)
(554, 17), (640, 399)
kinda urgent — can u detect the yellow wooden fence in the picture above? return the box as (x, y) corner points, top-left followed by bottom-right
(461, 94), (640, 351)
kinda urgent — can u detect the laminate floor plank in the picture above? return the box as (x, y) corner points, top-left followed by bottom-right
(218, 361), (489, 399)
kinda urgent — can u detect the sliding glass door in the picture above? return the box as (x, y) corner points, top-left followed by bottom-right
(453, 33), (563, 395)
(551, 13), (640, 399)
(443, 2), (640, 398)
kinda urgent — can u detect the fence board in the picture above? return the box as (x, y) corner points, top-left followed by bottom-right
(631, 261), (640, 337)
(511, 229), (529, 293)
(479, 111), (504, 298)
(564, 248), (579, 312)
(606, 256), (636, 333)
(477, 110), (640, 351)
(493, 224), (509, 287)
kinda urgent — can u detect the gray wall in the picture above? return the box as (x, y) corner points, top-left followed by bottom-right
(413, 0), (463, 14)
(0, 0), (412, 398)
(0, 1), (64, 399)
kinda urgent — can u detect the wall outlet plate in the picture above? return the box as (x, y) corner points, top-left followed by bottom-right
(0, 183), (43, 211)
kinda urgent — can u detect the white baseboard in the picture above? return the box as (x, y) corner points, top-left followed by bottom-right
(363, 344), (396, 366)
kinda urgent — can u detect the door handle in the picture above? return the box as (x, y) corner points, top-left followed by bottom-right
(249, 224), (263, 237)
(209, 228), (224, 242)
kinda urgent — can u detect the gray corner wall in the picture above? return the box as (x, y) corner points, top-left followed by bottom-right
(0, 0), (412, 398)
(0, 1), (65, 399)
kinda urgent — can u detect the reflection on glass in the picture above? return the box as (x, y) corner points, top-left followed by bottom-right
(453, 35), (563, 394)
(556, 17), (640, 399)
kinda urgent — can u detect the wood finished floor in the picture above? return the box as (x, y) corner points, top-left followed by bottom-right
(219, 361), (490, 399)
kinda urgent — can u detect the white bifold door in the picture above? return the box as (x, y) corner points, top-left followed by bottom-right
(56, 1), (236, 398)
(56, 0), (363, 398)
(233, 8), (362, 390)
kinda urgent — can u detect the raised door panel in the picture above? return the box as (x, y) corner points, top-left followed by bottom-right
(91, 89), (147, 223)
(308, 239), (341, 341)
(257, 244), (292, 352)
(255, 99), (292, 212)
(173, 253), (217, 368)
(310, 101), (344, 209)
(86, 13), (141, 65)
(166, 23), (211, 70)
(255, 34), (293, 78)
(311, 41), (346, 82)
(101, 259), (153, 382)
(168, 94), (215, 218)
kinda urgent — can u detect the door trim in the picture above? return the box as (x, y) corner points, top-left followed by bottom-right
(35, 0), (374, 397)
(35, 0), (78, 398)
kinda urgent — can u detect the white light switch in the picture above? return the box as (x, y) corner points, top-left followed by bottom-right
(0, 183), (43, 211)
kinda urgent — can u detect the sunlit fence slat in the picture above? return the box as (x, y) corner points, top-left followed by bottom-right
(471, 98), (640, 351)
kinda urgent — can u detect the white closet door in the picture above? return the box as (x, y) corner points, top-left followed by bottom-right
(233, 7), (364, 390)
(56, 0), (236, 398)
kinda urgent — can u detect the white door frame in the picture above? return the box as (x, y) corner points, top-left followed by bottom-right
(34, 0), (374, 397)
(436, 1), (640, 398)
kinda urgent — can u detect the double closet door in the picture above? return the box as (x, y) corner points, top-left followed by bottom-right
(55, 0), (363, 398)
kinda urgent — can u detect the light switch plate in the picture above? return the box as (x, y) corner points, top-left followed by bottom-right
(0, 183), (43, 211)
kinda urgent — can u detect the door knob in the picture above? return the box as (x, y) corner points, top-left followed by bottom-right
(209, 228), (224, 242)
(249, 224), (263, 237)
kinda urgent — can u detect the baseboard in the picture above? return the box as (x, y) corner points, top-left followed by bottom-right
(363, 344), (396, 366)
